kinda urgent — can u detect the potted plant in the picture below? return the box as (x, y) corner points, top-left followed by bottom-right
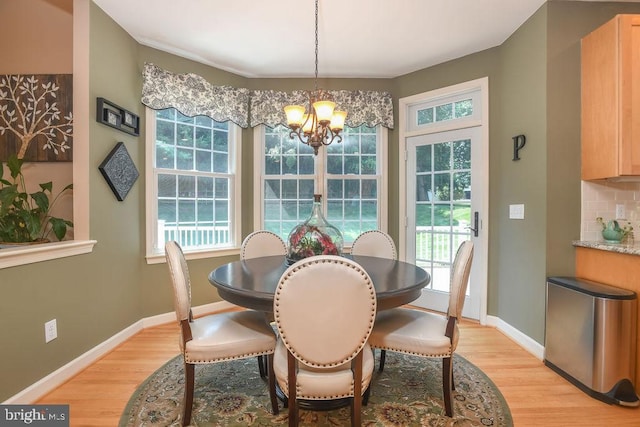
(0, 154), (73, 244)
(596, 217), (633, 243)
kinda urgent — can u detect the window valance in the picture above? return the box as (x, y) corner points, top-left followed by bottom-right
(141, 63), (250, 128)
(141, 63), (394, 130)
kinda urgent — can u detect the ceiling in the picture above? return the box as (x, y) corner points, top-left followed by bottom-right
(92, 0), (635, 79)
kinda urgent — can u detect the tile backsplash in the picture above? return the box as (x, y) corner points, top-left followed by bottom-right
(581, 181), (640, 241)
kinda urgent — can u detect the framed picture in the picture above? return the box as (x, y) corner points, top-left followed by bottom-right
(104, 109), (121, 127)
(96, 97), (139, 136)
(0, 74), (73, 161)
(98, 142), (139, 201)
(123, 111), (137, 128)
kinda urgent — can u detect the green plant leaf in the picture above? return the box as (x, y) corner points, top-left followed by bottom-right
(39, 181), (53, 192)
(49, 217), (68, 241)
(16, 210), (41, 241)
(30, 191), (50, 212)
(7, 155), (23, 180)
(0, 185), (19, 215)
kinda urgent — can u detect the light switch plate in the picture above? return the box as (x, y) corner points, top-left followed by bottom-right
(616, 204), (625, 219)
(45, 319), (57, 343)
(509, 204), (525, 220)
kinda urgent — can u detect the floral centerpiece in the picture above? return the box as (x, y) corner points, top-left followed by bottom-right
(286, 194), (343, 264)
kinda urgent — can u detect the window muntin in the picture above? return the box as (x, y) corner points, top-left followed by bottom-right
(416, 98), (473, 126)
(259, 124), (384, 244)
(148, 108), (239, 257)
(408, 90), (481, 133)
(263, 128), (316, 238)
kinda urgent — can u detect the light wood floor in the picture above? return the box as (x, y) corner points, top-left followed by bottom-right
(36, 319), (638, 426)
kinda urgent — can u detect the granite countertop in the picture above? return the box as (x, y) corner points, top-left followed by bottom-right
(572, 240), (640, 256)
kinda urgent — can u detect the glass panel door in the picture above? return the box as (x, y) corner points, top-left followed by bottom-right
(407, 127), (481, 319)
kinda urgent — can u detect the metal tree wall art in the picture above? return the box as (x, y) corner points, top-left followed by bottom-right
(0, 74), (73, 162)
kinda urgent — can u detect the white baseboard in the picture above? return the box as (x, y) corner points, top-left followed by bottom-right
(4, 321), (144, 404)
(3, 301), (234, 404)
(485, 315), (545, 360)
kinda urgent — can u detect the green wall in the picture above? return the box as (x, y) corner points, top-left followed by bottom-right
(3, 0), (640, 402)
(494, 6), (549, 341)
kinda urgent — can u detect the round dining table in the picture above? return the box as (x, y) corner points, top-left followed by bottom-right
(208, 254), (430, 312)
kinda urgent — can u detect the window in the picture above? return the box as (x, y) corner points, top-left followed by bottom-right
(416, 98), (473, 125)
(407, 89), (481, 133)
(145, 108), (241, 261)
(254, 124), (387, 245)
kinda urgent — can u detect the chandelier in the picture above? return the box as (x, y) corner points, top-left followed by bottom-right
(284, 0), (347, 155)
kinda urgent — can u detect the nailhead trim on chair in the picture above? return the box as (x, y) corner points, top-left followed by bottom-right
(274, 257), (377, 368)
(185, 348), (275, 364)
(240, 230), (286, 259)
(368, 345), (451, 358)
(351, 230), (397, 260)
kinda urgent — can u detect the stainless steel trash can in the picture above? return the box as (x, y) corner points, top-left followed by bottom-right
(544, 276), (639, 407)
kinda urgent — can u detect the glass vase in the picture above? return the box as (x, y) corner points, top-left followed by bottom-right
(286, 194), (344, 264)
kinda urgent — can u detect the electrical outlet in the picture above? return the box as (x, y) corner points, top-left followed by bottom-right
(45, 319), (57, 343)
(616, 204), (626, 219)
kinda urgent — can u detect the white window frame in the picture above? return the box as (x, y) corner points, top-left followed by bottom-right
(144, 107), (242, 263)
(253, 125), (388, 248)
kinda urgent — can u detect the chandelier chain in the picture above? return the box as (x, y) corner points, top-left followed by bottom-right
(314, 0), (319, 91)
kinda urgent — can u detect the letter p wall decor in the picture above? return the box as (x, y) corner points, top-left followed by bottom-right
(512, 134), (526, 161)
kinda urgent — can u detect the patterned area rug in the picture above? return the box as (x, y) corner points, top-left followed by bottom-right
(120, 352), (512, 426)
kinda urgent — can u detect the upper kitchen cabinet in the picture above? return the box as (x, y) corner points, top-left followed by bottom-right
(581, 14), (640, 180)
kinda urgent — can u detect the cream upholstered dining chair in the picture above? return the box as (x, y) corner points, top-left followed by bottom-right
(164, 241), (279, 426)
(240, 230), (287, 260)
(368, 240), (474, 417)
(350, 230), (397, 260)
(240, 230), (287, 376)
(273, 255), (377, 427)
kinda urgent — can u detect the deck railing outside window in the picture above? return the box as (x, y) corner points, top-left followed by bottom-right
(158, 220), (230, 250)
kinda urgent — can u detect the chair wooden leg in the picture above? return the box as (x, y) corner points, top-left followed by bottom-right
(287, 352), (298, 427)
(257, 355), (267, 378)
(183, 362), (195, 426)
(442, 357), (453, 417)
(288, 396), (298, 427)
(378, 349), (386, 372)
(451, 358), (455, 391)
(352, 352), (363, 427)
(363, 385), (371, 405)
(351, 395), (362, 427)
(267, 353), (279, 415)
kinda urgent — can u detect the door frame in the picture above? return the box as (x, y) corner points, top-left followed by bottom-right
(398, 77), (489, 325)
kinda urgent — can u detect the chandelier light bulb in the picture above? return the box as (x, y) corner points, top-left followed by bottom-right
(330, 110), (347, 131)
(284, 105), (305, 127)
(312, 100), (336, 124)
(301, 113), (314, 134)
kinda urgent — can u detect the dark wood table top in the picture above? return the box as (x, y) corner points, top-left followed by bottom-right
(208, 255), (430, 312)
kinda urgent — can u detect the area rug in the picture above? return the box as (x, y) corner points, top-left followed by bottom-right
(120, 352), (512, 426)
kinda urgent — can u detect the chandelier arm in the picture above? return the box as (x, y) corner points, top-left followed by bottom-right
(323, 128), (342, 146)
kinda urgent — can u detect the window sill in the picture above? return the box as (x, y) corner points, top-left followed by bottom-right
(146, 246), (240, 264)
(0, 240), (97, 269)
